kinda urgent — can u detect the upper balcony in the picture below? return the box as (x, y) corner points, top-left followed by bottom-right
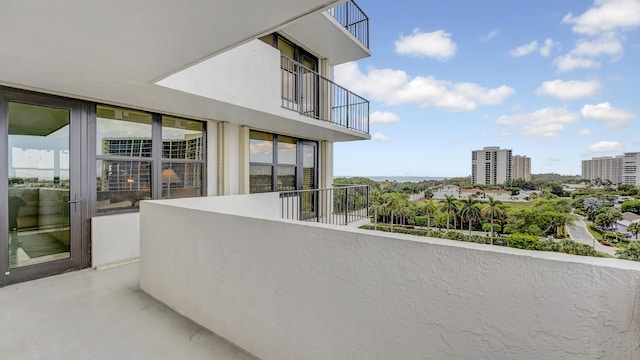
(280, 55), (370, 134)
(282, 0), (371, 65)
(158, 40), (370, 142)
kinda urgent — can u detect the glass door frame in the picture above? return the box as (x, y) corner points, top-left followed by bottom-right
(0, 87), (90, 287)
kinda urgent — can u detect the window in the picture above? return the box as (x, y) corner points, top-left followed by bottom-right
(249, 131), (317, 193)
(95, 105), (205, 213)
(161, 116), (204, 199)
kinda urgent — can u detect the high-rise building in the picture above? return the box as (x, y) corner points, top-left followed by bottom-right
(471, 146), (512, 185)
(511, 155), (531, 181)
(623, 152), (640, 186)
(582, 154), (636, 185)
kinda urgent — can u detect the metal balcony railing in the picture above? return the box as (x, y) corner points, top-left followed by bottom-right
(331, 0), (369, 48)
(279, 185), (369, 225)
(281, 55), (370, 134)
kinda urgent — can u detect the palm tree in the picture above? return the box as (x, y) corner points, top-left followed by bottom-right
(481, 196), (504, 245)
(418, 199), (437, 229)
(627, 222), (640, 240)
(434, 211), (448, 231)
(460, 196), (481, 241)
(440, 195), (458, 231)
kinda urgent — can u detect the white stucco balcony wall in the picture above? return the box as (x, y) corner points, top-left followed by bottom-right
(139, 194), (640, 359)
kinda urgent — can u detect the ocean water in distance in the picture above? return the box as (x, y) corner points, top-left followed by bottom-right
(335, 176), (446, 182)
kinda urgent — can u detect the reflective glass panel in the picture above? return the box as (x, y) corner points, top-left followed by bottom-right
(250, 165), (273, 193)
(96, 105), (152, 156)
(278, 135), (296, 165)
(96, 160), (152, 212)
(277, 166), (296, 191)
(7, 102), (71, 267)
(250, 131), (273, 163)
(161, 162), (203, 199)
(162, 116), (204, 160)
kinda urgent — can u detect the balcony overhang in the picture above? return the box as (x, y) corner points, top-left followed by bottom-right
(281, 9), (371, 65)
(0, 0), (343, 110)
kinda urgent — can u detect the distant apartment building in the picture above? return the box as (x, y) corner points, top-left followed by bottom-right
(582, 153), (638, 185)
(623, 152), (640, 186)
(511, 155), (531, 181)
(471, 146), (512, 185)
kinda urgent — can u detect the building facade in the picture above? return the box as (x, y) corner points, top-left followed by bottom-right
(471, 146), (512, 185)
(623, 152), (640, 186)
(0, 0), (371, 286)
(511, 155), (531, 181)
(582, 153), (638, 185)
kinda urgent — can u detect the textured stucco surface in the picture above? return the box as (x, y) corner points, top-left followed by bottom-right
(140, 196), (640, 360)
(92, 212), (140, 268)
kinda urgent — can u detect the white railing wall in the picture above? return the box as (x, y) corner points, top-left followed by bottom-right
(140, 194), (640, 360)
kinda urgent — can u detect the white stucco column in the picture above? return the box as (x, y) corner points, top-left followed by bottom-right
(239, 126), (250, 194)
(320, 141), (333, 188)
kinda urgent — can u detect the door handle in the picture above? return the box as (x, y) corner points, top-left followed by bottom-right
(67, 194), (81, 213)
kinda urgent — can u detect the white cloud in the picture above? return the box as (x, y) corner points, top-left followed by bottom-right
(372, 132), (390, 142)
(581, 102), (634, 128)
(553, 54), (600, 72)
(508, 41), (538, 57)
(370, 111), (400, 126)
(572, 32), (623, 57)
(395, 29), (457, 61)
(481, 29), (499, 41)
(563, 0), (640, 35)
(557, 1), (637, 72)
(334, 62), (515, 112)
(588, 140), (624, 152)
(480, 132), (489, 138)
(539, 38), (556, 57)
(496, 108), (580, 138)
(578, 128), (592, 136)
(535, 79), (600, 100)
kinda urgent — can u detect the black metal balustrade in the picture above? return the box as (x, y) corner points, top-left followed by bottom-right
(279, 185), (369, 225)
(331, 0), (369, 48)
(281, 55), (369, 134)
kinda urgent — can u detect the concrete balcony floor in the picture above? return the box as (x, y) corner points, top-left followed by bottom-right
(0, 262), (257, 360)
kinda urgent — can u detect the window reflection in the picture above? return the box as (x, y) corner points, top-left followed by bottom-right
(161, 162), (202, 199)
(278, 135), (296, 165)
(162, 116), (204, 160)
(250, 165), (273, 193)
(96, 105), (152, 157)
(250, 131), (273, 163)
(96, 160), (151, 212)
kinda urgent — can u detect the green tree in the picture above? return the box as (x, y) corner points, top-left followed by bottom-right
(627, 222), (640, 240)
(460, 196), (481, 241)
(621, 200), (640, 215)
(481, 196), (504, 245)
(617, 241), (640, 261)
(434, 211), (448, 230)
(440, 195), (458, 231)
(595, 208), (622, 230)
(416, 199), (437, 229)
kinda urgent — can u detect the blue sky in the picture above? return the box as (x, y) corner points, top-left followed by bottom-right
(333, 0), (640, 178)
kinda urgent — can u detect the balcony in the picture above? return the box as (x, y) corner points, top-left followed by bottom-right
(137, 193), (640, 359)
(3, 193), (640, 358)
(330, 0), (370, 49)
(281, 55), (370, 134)
(281, 0), (371, 65)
